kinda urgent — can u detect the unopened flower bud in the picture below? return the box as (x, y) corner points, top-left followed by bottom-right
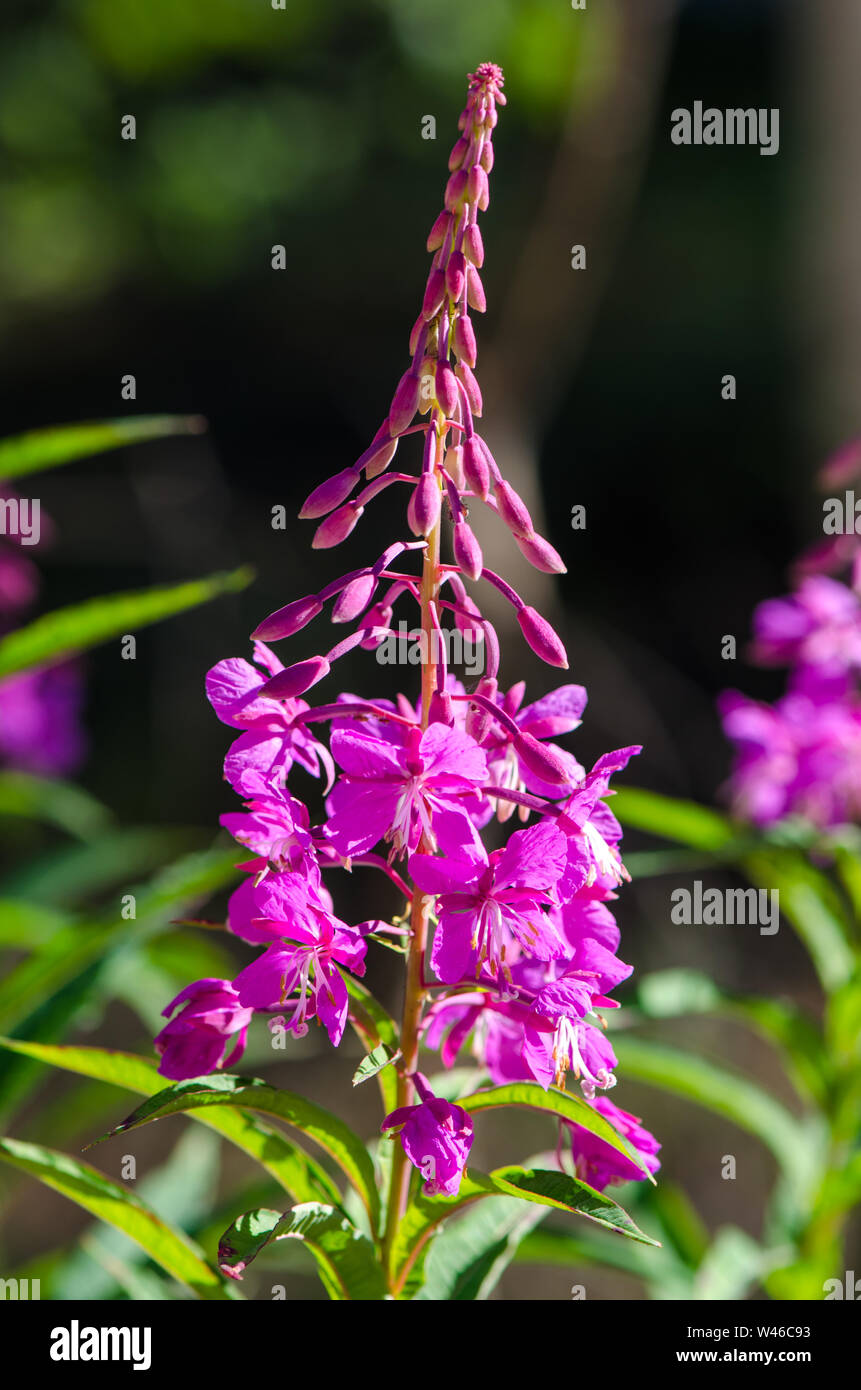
(422, 268), (447, 320)
(444, 169), (468, 211)
(364, 435), (398, 480)
(443, 443), (465, 490)
(388, 370), (421, 434)
(426, 210), (451, 253)
(467, 164), (489, 210)
(454, 519), (483, 581)
(446, 251), (466, 303)
(466, 676), (498, 741)
(435, 362), (459, 417)
(494, 480), (533, 539)
(453, 314), (477, 367)
(332, 573), (377, 623)
(454, 592), (484, 644)
(463, 436), (490, 499)
(360, 603), (392, 649)
(263, 656), (330, 700)
(407, 474), (441, 537)
(514, 532), (566, 575)
(467, 266), (486, 313)
(312, 501), (364, 550)
(463, 224), (484, 267)
(299, 468), (358, 520)
(429, 689), (455, 725)
(480, 142), (494, 173)
(456, 362), (482, 416)
(517, 605), (569, 669)
(514, 731), (571, 786)
(252, 594), (322, 641)
(448, 137), (469, 171)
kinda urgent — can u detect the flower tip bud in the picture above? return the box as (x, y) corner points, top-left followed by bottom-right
(453, 519), (483, 581)
(312, 502), (364, 550)
(514, 731), (571, 786)
(332, 574), (377, 623)
(463, 437), (490, 500)
(299, 468), (358, 520)
(388, 371), (421, 435)
(407, 474), (442, 537)
(263, 656), (330, 700)
(517, 605), (569, 669)
(514, 532), (567, 575)
(252, 595), (322, 641)
(494, 480), (533, 539)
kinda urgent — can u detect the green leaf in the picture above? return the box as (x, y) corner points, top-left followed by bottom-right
(0, 826), (202, 906)
(0, 415), (205, 480)
(344, 975), (400, 1111)
(613, 787), (736, 851)
(692, 1227), (787, 1301)
(415, 1194), (547, 1301)
(94, 1072), (380, 1233)
(218, 1202), (386, 1300)
(0, 1136), (236, 1300)
(0, 846), (241, 1032)
(0, 567), (253, 679)
(0, 1037), (342, 1209)
(0, 772), (111, 839)
(352, 1043), (400, 1088)
(0, 898), (73, 948)
(458, 1082), (653, 1175)
(743, 849), (855, 991)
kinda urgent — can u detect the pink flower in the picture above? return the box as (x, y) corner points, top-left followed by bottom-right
(325, 721), (487, 859)
(382, 1075), (474, 1196)
(411, 820), (567, 985)
(562, 1096), (661, 1190)
(155, 979), (252, 1081)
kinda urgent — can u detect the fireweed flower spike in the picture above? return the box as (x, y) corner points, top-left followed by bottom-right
(156, 64), (658, 1286)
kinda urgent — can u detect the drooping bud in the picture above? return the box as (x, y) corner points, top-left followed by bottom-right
(453, 519), (483, 581)
(364, 435), (398, 480)
(252, 595), (322, 641)
(453, 591), (484, 644)
(466, 676), (498, 742)
(480, 142), (494, 174)
(463, 436), (490, 499)
(443, 443), (465, 490)
(467, 266), (486, 313)
(514, 532), (566, 575)
(448, 136), (469, 171)
(312, 502), (364, 550)
(426, 210), (451, 253)
(407, 474), (442, 537)
(463, 223), (484, 267)
(435, 362), (459, 417)
(517, 606), (569, 669)
(456, 362), (482, 416)
(444, 168), (468, 212)
(446, 250), (466, 302)
(453, 313), (477, 367)
(494, 480), (533, 539)
(360, 602), (392, 650)
(514, 731), (571, 786)
(299, 468), (358, 520)
(429, 689), (455, 725)
(263, 656), (330, 700)
(467, 164), (489, 210)
(332, 574), (377, 623)
(422, 268), (447, 321)
(388, 371), (421, 434)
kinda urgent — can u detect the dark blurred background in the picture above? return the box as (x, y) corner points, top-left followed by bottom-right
(2, 0), (859, 1296)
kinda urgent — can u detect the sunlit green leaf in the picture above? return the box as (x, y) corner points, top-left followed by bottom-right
(218, 1202), (386, 1300)
(0, 414), (205, 480)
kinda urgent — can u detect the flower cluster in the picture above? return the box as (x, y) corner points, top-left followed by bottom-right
(156, 63), (658, 1201)
(0, 485), (84, 775)
(720, 440), (861, 829)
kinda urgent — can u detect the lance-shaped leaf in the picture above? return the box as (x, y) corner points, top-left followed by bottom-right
(93, 1073), (380, 1233)
(390, 1164), (658, 1292)
(0, 414), (205, 480)
(458, 1082), (653, 1175)
(0, 1136), (237, 1300)
(0, 1038), (341, 1208)
(412, 1195), (547, 1301)
(344, 975), (399, 1111)
(612, 787), (736, 851)
(218, 1203), (386, 1300)
(352, 1043), (400, 1088)
(0, 566), (253, 680)
(0, 771), (111, 839)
